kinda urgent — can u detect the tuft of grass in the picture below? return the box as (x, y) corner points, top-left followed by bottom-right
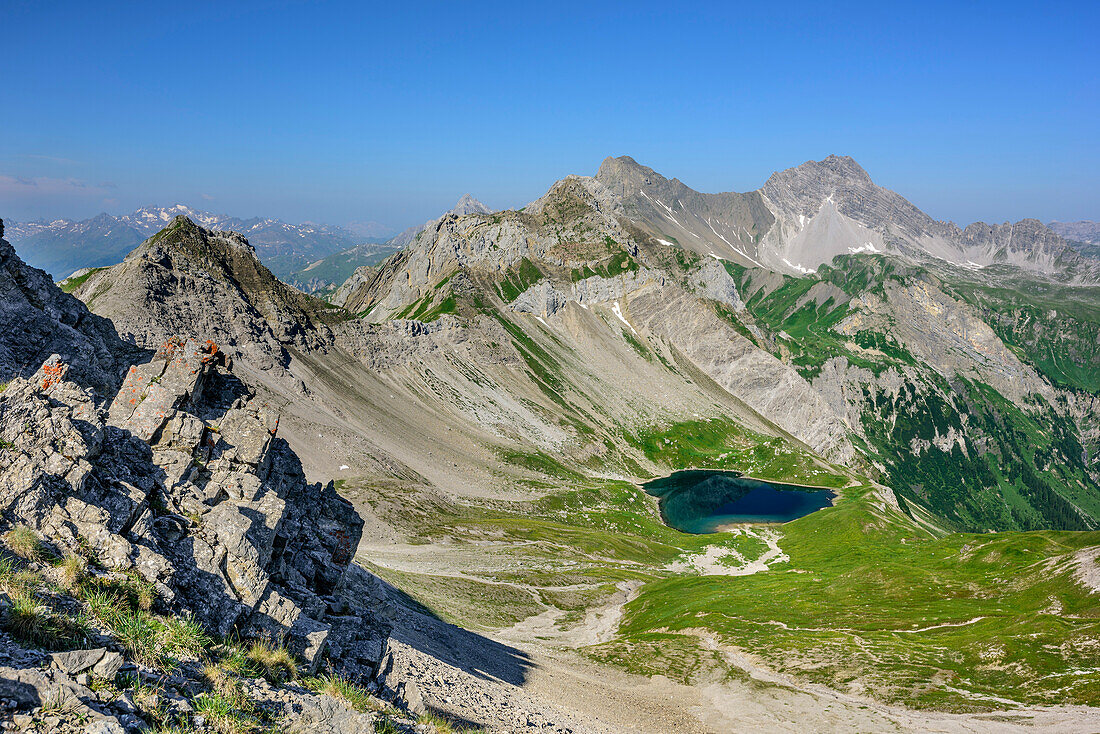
(2, 591), (89, 650)
(81, 572), (157, 612)
(374, 719), (401, 734)
(55, 552), (86, 591)
(4, 593), (53, 646)
(0, 556), (42, 597)
(202, 663), (248, 705)
(193, 691), (261, 734)
(112, 607), (168, 667)
(128, 572), (157, 611)
(304, 672), (383, 713)
(4, 526), (44, 561)
(198, 659), (272, 734)
(215, 643), (257, 677)
(81, 581), (205, 670)
(162, 612), (213, 659)
(0, 554), (17, 587)
(417, 713), (457, 733)
(245, 640), (297, 684)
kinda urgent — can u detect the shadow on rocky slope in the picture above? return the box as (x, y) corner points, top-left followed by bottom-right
(372, 573), (534, 687)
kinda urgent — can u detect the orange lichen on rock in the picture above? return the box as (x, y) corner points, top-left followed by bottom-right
(39, 362), (66, 391)
(200, 339), (221, 365)
(155, 336), (185, 361)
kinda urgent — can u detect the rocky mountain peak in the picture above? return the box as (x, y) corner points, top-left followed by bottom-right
(762, 155), (881, 206)
(68, 218), (336, 370)
(595, 155), (669, 198)
(449, 194), (492, 216)
(813, 154), (872, 182)
(132, 215), (258, 269)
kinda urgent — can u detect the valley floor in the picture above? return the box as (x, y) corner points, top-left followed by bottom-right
(365, 539), (1100, 733)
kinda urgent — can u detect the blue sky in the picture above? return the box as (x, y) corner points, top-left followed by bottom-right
(1, 0), (1096, 231)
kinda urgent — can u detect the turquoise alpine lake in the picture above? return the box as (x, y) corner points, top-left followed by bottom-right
(642, 470), (836, 534)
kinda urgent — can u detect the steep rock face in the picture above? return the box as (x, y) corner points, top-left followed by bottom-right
(595, 155), (774, 267)
(690, 257), (745, 310)
(955, 218), (1079, 271)
(832, 277), (1055, 405)
(627, 287), (855, 464)
(330, 264), (377, 308)
(0, 343), (387, 673)
(510, 268), (664, 317)
(0, 221), (139, 395)
(71, 216), (337, 370)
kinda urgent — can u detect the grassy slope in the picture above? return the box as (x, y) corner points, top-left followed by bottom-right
(617, 486), (1100, 710)
(724, 258), (1099, 532)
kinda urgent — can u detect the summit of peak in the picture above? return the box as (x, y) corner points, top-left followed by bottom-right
(449, 194), (492, 216)
(781, 155), (873, 183)
(596, 155), (660, 180)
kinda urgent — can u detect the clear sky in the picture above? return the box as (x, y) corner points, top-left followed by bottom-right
(1, 0), (1097, 232)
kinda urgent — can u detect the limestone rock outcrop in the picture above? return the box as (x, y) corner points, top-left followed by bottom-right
(511, 268), (664, 318)
(0, 340), (388, 675)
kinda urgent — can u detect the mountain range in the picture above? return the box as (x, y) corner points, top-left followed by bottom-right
(1049, 220), (1100, 259)
(5, 204), (366, 280)
(598, 155), (1099, 281)
(1, 155), (1099, 731)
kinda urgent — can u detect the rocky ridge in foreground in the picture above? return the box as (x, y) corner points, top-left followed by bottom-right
(0, 340), (441, 731)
